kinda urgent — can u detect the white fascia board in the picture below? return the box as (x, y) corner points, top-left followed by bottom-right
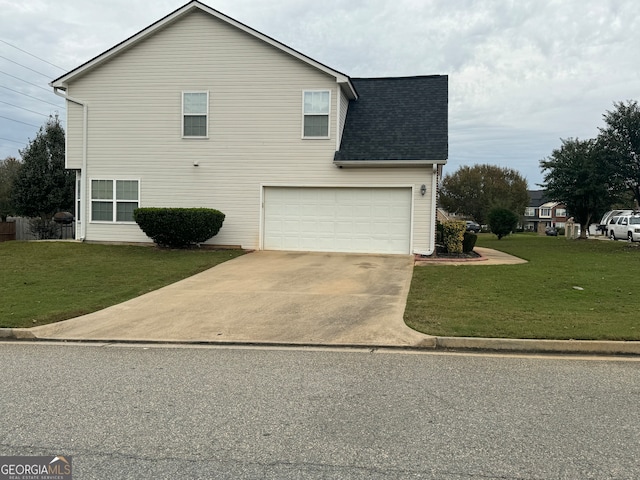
(51, 0), (357, 98)
(334, 159), (448, 168)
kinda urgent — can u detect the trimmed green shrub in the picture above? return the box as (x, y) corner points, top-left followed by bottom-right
(462, 232), (477, 252)
(487, 207), (519, 240)
(442, 220), (465, 254)
(133, 207), (225, 248)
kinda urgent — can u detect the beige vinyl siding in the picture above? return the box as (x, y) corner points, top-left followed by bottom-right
(64, 9), (435, 251)
(65, 101), (83, 169)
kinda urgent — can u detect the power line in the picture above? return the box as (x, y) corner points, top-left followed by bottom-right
(0, 39), (67, 71)
(0, 115), (40, 128)
(0, 54), (52, 78)
(0, 70), (52, 93)
(0, 85), (64, 109)
(0, 136), (26, 145)
(0, 99), (51, 118)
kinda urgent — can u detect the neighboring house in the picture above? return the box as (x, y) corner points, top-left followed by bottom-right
(523, 190), (567, 232)
(50, 1), (448, 255)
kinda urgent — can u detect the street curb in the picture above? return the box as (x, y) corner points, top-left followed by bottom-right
(0, 328), (36, 339)
(435, 336), (640, 356)
(2, 328), (639, 356)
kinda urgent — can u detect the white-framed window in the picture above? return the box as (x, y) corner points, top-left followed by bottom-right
(524, 207), (535, 217)
(540, 208), (551, 217)
(91, 179), (139, 223)
(555, 208), (567, 217)
(182, 91), (209, 137)
(302, 90), (330, 138)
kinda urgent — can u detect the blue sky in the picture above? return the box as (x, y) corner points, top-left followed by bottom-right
(1, 0), (639, 188)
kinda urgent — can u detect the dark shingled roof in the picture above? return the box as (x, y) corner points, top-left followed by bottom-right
(528, 190), (549, 207)
(334, 75), (448, 162)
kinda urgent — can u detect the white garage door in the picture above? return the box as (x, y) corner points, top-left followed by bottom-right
(263, 187), (412, 254)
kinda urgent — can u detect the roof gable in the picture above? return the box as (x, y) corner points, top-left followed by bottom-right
(50, 0), (356, 99)
(334, 76), (448, 164)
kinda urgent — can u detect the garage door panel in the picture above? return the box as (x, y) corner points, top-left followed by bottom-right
(264, 187), (411, 254)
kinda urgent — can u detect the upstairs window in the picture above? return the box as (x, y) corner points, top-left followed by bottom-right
(183, 91), (208, 137)
(303, 90), (330, 138)
(540, 208), (551, 218)
(91, 179), (139, 223)
(555, 208), (567, 217)
(524, 207), (535, 217)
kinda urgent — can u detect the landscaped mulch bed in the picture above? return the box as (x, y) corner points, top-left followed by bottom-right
(414, 245), (483, 264)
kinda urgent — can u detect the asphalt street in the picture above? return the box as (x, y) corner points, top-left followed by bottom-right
(1, 343), (639, 479)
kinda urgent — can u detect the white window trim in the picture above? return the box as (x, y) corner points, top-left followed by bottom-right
(182, 90), (209, 139)
(540, 208), (551, 218)
(76, 175), (81, 223)
(90, 179), (140, 224)
(302, 89), (331, 139)
(524, 207), (535, 217)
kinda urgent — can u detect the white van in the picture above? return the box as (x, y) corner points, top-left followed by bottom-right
(608, 213), (640, 241)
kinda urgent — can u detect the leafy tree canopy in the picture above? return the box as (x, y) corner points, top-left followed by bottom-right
(439, 164), (529, 225)
(540, 138), (617, 238)
(0, 156), (22, 222)
(597, 100), (640, 208)
(12, 115), (74, 220)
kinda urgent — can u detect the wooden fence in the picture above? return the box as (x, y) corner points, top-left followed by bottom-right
(1, 217), (75, 241)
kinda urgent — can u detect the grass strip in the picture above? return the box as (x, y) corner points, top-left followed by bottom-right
(405, 234), (640, 340)
(0, 241), (244, 328)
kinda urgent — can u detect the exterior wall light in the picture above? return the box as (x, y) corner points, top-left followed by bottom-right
(420, 184), (427, 196)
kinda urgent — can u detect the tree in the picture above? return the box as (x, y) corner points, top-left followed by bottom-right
(487, 207), (518, 240)
(12, 116), (74, 236)
(597, 100), (640, 208)
(0, 156), (22, 222)
(540, 138), (616, 239)
(439, 164), (529, 225)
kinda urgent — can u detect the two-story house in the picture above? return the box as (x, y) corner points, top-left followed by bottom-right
(50, 1), (448, 255)
(523, 190), (567, 233)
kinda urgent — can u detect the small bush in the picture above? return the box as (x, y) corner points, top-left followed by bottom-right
(487, 208), (519, 240)
(556, 227), (565, 236)
(134, 207), (225, 248)
(462, 232), (477, 252)
(442, 220), (466, 254)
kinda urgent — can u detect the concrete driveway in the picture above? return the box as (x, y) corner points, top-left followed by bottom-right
(31, 251), (433, 347)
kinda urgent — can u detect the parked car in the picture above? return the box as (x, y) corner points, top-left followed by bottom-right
(465, 220), (481, 233)
(608, 214), (640, 242)
(545, 226), (558, 236)
(598, 210), (634, 235)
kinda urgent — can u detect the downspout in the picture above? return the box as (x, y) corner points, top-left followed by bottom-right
(426, 163), (438, 255)
(53, 87), (87, 241)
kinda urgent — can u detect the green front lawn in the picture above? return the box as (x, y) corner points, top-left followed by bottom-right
(0, 242), (244, 328)
(405, 234), (640, 340)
